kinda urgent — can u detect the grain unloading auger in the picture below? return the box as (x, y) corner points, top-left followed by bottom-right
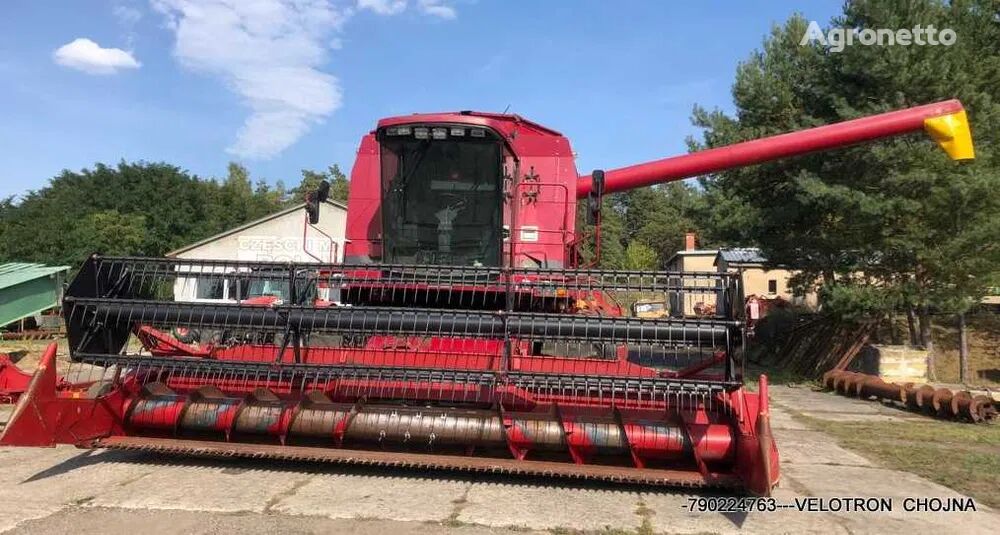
(1, 100), (973, 496)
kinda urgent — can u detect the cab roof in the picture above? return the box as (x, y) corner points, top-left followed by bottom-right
(376, 111), (564, 138)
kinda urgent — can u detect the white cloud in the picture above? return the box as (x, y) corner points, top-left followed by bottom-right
(418, 0), (455, 19)
(357, 0), (406, 15)
(113, 5), (143, 26)
(152, 0), (348, 159)
(151, 0), (458, 159)
(357, 0), (456, 19)
(53, 38), (141, 75)
(113, 3), (143, 49)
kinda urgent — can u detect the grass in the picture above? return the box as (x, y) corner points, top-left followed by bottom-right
(796, 412), (1000, 509)
(633, 500), (654, 535)
(743, 366), (817, 393)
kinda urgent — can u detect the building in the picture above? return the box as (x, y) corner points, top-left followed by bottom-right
(663, 233), (718, 273)
(983, 287), (1000, 310)
(167, 201), (347, 302)
(662, 233), (818, 317)
(714, 248), (818, 308)
(663, 233), (721, 316)
(168, 201), (347, 263)
(0, 263), (70, 330)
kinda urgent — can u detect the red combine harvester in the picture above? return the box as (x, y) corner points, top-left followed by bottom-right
(1, 100), (973, 495)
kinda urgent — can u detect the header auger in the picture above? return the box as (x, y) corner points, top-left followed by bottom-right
(1, 100), (974, 496)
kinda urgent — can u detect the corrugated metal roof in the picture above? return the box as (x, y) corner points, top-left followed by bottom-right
(0, 263), (71, 290)
(717, 248), (767, 265)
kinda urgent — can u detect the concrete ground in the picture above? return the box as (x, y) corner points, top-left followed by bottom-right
(1, 386), (998, 535)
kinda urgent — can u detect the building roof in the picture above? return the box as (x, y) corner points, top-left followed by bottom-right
(663, 249), (718, 268)
(167, 200), (347, 257)
(716, 247), (767, 266)
(0, 263), (70, 290)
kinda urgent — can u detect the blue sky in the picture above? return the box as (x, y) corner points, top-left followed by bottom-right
(0, 1), (844, 199)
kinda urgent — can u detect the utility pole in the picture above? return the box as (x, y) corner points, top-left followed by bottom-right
(958, 312), (969, 384)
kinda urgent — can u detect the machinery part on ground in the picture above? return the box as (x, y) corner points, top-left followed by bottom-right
(0, 353), (32, 404)
(903, 383), (937, 413)
(0, 350), (89, 405)
(1, 100), (978, 495)
(822, 370), (997, 423)
(0, 328), (63, 341)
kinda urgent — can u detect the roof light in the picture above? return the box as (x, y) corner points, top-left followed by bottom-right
(450, 127), (465, 137)
(470, 128), (486, 138)
(395, 126), (411, 135)
(414, 127), (429, 139)
(432, 127), (447, 140)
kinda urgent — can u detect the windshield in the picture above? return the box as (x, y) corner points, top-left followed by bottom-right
(247, 279), (289, 300)
(379, 128), (503, 266)
(244, 271), (317, 304)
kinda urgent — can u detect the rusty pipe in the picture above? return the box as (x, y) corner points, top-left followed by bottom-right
(822, 370), (837, 390)
(903, 384), (936, 412)
(829, 371), (863, 395)
(856, 376), (904, 403)
(963, 395), (998, 423)
(931, 388), (955, 416)
(824, 371), (997, 423)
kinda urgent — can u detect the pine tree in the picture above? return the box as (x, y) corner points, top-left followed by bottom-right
(692, 2), (1000, 355)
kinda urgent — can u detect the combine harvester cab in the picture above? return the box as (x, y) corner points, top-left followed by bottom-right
(1, 100), (973, 497)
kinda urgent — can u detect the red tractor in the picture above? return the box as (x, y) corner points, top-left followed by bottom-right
(1, 100), (973, 495)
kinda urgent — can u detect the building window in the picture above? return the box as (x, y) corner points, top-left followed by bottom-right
(196, 277), (226, 300)
(767, 279), (777, 294)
